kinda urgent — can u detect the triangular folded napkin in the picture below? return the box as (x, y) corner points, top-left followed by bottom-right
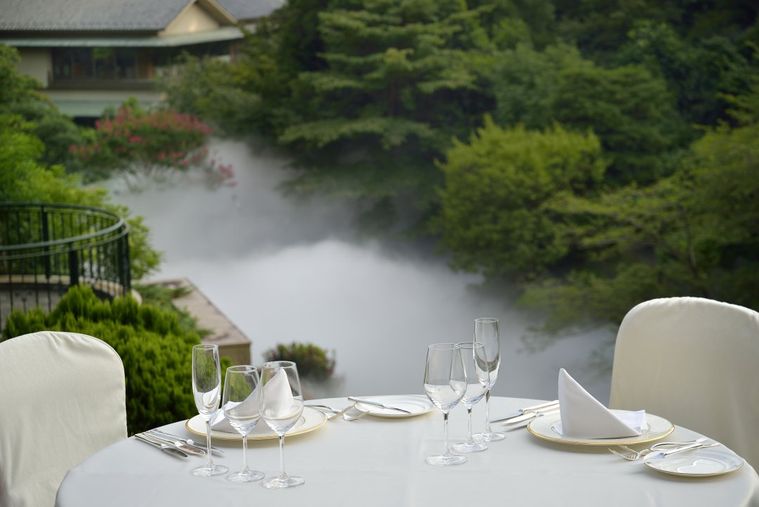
(212, 368), (294, 433)
(558, 368), (645, 439)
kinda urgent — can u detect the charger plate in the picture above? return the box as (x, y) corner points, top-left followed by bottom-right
(185, 407), (326, 442)
(527, 411), (674, 446)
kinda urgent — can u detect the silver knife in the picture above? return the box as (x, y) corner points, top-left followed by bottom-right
(143, 431), (206, 457)
(347, 397), (413, 414)
(134, 434), (189, 459)
(150, 429), (224, 457)
(491, 401), (560, 424)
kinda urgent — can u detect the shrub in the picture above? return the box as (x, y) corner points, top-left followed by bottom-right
(263, 342), (335, 381)
(2, 285), (201, 434)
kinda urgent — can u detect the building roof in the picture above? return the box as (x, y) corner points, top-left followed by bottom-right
(216, 0), (284, 22)
(0, 0), (236, 32)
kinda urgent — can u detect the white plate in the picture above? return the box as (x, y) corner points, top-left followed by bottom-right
(353, 395), (434, 418)
(527, 411), (674, 446)
(644, 447), (744, 477)
(185, 407), (326, 442)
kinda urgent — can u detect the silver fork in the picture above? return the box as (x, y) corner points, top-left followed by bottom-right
(609, 438), (714, 461)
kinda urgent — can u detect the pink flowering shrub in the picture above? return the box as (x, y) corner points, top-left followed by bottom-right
(70, 99), (234, 185)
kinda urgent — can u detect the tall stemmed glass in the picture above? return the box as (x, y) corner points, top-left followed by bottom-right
(260, 361), (305, 489)
(222, 365), (265, 482)
(452, 342), (489, 453)
(423, 343), (467, 466)
(191, 344), (228, 476)
(473, 317), (505, 442)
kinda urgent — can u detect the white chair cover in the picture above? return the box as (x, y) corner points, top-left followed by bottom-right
(609, 297), (759, 469)
(0, 331), (127, 507)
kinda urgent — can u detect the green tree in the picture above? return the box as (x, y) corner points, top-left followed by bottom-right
(437, 118), (606, 280)
(522, 80), (759, 331)
(0, 45), (85, 172)
(275, 0), (496, 222)
(492, 44), (688, 185)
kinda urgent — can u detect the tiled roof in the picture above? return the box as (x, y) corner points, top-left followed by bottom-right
(0, 0), (192, 31)
(216, 0), (284, 21)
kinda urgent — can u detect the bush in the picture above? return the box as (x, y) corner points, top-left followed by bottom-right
(2, 286), (201, 434)
(263, 342), (335, 381)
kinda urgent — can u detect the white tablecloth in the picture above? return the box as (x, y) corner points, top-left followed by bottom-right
(56, 397), (759, 507)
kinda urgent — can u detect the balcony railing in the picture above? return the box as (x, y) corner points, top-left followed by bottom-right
(0, 202), (131, 327)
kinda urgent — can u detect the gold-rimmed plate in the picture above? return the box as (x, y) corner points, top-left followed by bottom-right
(527, 411), (674, 446)
(185, 406), (327, 442)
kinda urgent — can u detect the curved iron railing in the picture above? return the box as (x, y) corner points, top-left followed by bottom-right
(0, 202), (131, 325)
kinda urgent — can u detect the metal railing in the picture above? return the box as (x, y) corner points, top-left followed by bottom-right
(0, 202), (131, 326)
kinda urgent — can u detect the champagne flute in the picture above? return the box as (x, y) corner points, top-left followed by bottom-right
(222, 365), (264, 482)
(452, 342), (489, 453)
(423, 343), (467, 466)
(260, 361), (305, 489)
(472, 317), (505, 442)
(191, 344), (228, 476)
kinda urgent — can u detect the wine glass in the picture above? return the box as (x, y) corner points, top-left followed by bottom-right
(191, 344), (228, 476)
(222, 365), (264, 482)
(423, 343), (467, 466)
(472, 317), (505, 442)
(260, 361), (305, 489)
(452, 342), (489, 453)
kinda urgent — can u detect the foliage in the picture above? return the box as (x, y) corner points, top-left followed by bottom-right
(2, 286), (202, 434)
(160, 54), (262, 136)
(70, 99), (234, 186)
(437, 118), (606, 280)
(0, 44), (86, 172)
(492, 43), (689, 185)
(263, 342), (335, 381)
(521, 82), (759, 331)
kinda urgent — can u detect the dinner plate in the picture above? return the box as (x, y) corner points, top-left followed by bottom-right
(353, 395), (434, 418)
(185, 406), (327, 442)
(527, 411), (674, 446)
(644, 447), (744, 477)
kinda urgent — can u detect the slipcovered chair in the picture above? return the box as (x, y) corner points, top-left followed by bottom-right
(0, 331), (127, 507)
(609, 297), (759, 469)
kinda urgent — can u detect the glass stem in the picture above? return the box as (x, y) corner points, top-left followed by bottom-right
(241, 435), (248, 472)
(443, 411), (450, 456)
(485, 389), (492, 433)
(278, 434), (286, 479)
(205, 420), (214, 470)
(467, 407), (473, 443)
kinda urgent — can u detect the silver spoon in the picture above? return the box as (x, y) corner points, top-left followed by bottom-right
(134, 434), (188, 459)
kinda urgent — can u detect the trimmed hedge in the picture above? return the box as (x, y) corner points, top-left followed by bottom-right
(2, 285), (200, 434)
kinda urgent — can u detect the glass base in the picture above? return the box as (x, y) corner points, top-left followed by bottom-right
(262, 474), (305, 489)
(192, 463), (229, 477)
(474, 431), (506, 442)
(425, 453), (468, 466)
(227, 469), (265, 483)
(452, 439), (488, 453)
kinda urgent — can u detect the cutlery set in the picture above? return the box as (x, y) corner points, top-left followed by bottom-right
(491, 400), (560, 426)
(608, 438), (719, 461)
(305, 397), (412, 421)
(134, 430), (225, 459)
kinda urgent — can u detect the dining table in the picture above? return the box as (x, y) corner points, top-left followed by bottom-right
(55, 396), (759, 507)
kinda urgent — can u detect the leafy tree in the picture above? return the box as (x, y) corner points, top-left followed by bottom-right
(522, 79), (759, 331)
(0, 45), (85, 172)
(492, 44), (688, 185)
(616, 21), (754, 127)
(276, 0), (496, 221)
(437, 118), (606, 280)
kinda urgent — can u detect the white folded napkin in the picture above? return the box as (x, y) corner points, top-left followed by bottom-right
(558, 368), (645, 439)
(211, 369), (294, 433)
